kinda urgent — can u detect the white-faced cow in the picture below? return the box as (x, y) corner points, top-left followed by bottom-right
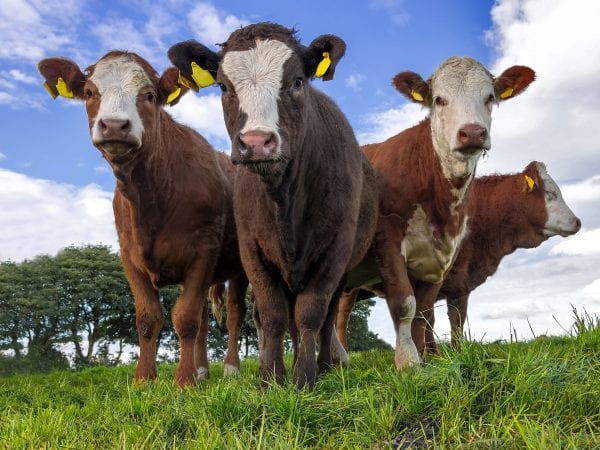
(336, 161), (580, 353)
(168, 23), (379, 388)
(38, 51), (248, 388)
(343, 57), (535, 366)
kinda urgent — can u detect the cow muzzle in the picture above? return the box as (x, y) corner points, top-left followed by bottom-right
(93, 118), (141, 156)
(454, 124), (489, 156)
(232, 130), (280, 165)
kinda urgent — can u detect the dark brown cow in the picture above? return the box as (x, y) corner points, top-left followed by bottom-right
(38, 51), (248, 387)
(336, 161), (581, 352)
(343, 57), (535, 366)
(168, 23), (379, 388)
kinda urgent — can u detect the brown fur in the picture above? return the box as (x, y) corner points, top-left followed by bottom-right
(38, 52), (248, 387)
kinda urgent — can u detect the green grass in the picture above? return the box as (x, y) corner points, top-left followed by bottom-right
(1, 321), (599, 449)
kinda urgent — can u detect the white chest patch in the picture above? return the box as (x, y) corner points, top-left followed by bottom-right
(221, 39), (293, 135)
(90, 56), (152, 145)
(401, 205), (469, 284)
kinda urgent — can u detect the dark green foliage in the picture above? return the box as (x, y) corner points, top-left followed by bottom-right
(346, 299), (392, 352)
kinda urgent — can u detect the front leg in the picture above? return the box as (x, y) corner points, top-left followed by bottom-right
(374, 217), (421, 370)
(335, 290), (358, 351)
(223, 274), (249, 376)
(412, 281), (443, 355)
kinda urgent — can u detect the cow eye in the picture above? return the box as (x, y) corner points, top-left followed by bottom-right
(218, 82), (227, 93)
(434, 96), (447, 107)
(486, 93), (495, 105)
(84, 89), (94, 99)
(293, 77), (303, 90)
(145, 92), (155, 103)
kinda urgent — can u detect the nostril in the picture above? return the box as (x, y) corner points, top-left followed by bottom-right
(575, 218), (582, 230)
(121, 120), (131, 132)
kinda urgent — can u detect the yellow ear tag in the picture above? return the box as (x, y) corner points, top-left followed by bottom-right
(190, 61), (215, 88)
(166, 86), (182, 105)
(43, 81), (58, 99)
(56, 77), (73, 98)
(315, 52), (331, 78)
(524, 174), (536, 191)
(500, 87), (514, 99)
(411, 89), (424, 102)
(178, 73), (197, 91)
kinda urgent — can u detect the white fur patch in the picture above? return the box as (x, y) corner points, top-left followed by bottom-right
(402, 205), (469, 284)
(429, 57), (494, 179)
(90, 55), (151, 147)
(223, 363), (240, 376)
(330, 325), (350, 366)
(221, 39), (293, 146)
(196, 366), (209, 379)
(394, 295), (421, 369)
(537, 163), (580, 236)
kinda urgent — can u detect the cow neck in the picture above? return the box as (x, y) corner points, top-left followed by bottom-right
(408, 118), (472, 236)
(111, 111), (178, 226)
(470, 175), (526, 259)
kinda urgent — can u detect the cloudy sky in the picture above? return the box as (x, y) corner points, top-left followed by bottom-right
(0, 0), (598, 345)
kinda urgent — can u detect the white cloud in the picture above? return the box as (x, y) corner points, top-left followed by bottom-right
(92, 19), (156, 64)
(0, 152), (6, 161)
(0, 169), (117, 262)
(368, 0), (410, 25)
(581, 278), (600, 303)
(93, 165), (110, 174)
(550, 228), (600, 256)
(561, 175), (600, 204)
(477, 0), (600, 180)
(357, 103), (427, 145)
(345, 73), (366, 92)
(187, 2), (249, 46)
(8, 69), (37, 84)
(169, 91), (230, 148)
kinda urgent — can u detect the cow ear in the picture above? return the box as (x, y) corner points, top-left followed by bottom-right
(522, 162), (540, 193)
(304, 35), (346, 81)
(38, 57), (86, 100)
(494, 65), (536, 101)
(167, 40), (219, 92)
(392, 71), (430, 104)
(158, 67), (190, 107)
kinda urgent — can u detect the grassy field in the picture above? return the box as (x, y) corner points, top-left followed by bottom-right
(1, 315), (599, 449)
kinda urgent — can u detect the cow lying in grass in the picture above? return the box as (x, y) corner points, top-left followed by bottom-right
(38, 51), (248, 387)
(336, 161), (580, 352)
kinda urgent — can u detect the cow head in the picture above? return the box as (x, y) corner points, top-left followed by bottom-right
(38, 52), (188, 163)
(168, 23), (346, 173)
(515, 161), (580, 247)
(393, 57), (535, 181)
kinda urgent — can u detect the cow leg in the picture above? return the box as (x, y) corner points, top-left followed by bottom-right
(329, 323), (349, 367)
(293, 290), (330, 389)
(412, 281), (442, 356)
(121, 254), (163, 382)
(223, 274), (249, 376)
(336, 290), (358, 351)
(318, 282), (345, 374)
(172, 255), (215, 388)
(375, 219), (421, 370)
(448, 295), (469, 350)
(194, 300), (210, 380)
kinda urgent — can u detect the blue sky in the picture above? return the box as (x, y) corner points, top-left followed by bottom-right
(1, 0), (599, 345)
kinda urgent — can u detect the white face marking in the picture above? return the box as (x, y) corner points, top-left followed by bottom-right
(221, 39), (293, 151)
(537, 163), (580, 236)
(402, 205), (469, 284)
(90, 55), (152, 147)
(430, 57), (494, 179)
(394, 295), (421, 369)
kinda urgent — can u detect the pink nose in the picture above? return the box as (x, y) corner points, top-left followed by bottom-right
(457, 124), (487, 147)
(239, 130), (277, 159)
(99, 118), (131, 141)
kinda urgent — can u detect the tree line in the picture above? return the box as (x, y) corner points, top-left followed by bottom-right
(0, 245), (390, 375)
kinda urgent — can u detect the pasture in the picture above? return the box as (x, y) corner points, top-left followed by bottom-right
(1, 312), (598, 449)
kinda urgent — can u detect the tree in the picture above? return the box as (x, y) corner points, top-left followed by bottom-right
(346, 298), (392, 351)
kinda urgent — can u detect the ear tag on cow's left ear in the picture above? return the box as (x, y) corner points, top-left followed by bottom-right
(178, 73), (198, 92)
(56, 77), (74, 99)
(315, 52), (331, 78)
(190, 61), (215, 88)
(524, 174), (536, 192)
(43, 81), (58, 99)
(500, 87), (514, 99)
(166, 86), (182, 105)
(411, 89), (424, 102)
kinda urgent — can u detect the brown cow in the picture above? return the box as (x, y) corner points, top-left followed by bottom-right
(344, 57), (535, 366)
(168, 23), (379, 388)
(38, 51), (248, 387)
(336, 161), (581, 352)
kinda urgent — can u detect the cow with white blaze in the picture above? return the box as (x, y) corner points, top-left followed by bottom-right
(169, 23), (379, 388)
(38, 51), (248, 388)
(343, 57), (536, 365)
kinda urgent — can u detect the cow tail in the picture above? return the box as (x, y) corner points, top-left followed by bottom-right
(209, 283), (226, 326)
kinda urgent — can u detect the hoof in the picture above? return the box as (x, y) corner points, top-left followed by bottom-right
(196, 366), (209, 380)
(223, 364), (240, 377)
(394, 345), (422, 371)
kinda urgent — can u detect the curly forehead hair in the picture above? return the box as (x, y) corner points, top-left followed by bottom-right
(218, 22), (301, 53)
(431, 56), (493, 83)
